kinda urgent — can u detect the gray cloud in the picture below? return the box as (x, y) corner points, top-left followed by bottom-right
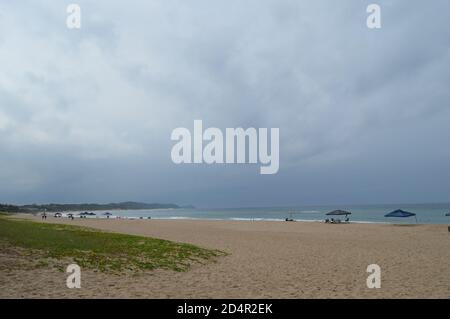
(1, 0), (450, 207)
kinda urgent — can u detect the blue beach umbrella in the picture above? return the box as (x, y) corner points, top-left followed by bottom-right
(326, 210), (352, 216)
(385, 209), (417, 223)
(325, 210), (351, 223)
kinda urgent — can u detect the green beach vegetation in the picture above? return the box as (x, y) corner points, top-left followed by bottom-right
(0, 216), (225, 272)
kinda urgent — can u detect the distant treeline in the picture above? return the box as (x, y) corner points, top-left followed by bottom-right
(0, 204), (23, 213)
(0, 202), (181, 213)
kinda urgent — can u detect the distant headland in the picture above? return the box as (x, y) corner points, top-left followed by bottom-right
(0, 202), (191, 213)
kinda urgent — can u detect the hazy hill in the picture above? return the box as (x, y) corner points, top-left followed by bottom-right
(0, 202), (181, 213)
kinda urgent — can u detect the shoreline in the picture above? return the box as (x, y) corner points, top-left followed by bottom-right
(17, 212), (439, 225)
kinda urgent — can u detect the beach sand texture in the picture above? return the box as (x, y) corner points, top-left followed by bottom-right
(1, 215), (450, 298)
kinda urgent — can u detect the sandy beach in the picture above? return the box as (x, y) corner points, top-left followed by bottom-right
(1, 214), (450, 298)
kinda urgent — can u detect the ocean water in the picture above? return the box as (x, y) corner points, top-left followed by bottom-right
(72, 203), (450, 224)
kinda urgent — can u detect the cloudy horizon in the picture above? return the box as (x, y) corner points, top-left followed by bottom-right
(1, 1), (450, 208)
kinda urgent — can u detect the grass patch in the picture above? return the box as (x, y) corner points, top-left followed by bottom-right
(0, 216), (225, 272)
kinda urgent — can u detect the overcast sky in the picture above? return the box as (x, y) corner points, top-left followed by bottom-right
(1, 1), (449, 207)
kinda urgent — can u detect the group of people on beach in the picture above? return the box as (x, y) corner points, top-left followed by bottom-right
(325, 217), (350, 224)
(41, 212), (74, 220)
